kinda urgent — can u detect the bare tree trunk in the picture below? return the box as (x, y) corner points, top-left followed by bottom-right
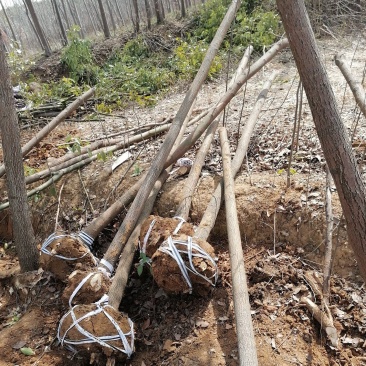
(180, 0), (186, 17)
(0, 35), (39, 272)
(0, 0), (17, 42)
(60, 0), (70, 29)
(106, 0), (116, 34)
(23, 0), (51, 56)
(144, 0), (152, 29)
(51, 0), (67, 46)
(219, 127), (258, 366)
(132, 0), (140, 33)
(100, 0), (242, 271)
(153, 0), (163, 24)
(66, 0), (85, 38)
(82, 0), (98, 35)
(97, 0), (110, 38)
(276, 0), (366, 281)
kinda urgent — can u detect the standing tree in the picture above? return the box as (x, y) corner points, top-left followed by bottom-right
(153, 0), (164, 24)
(180, 0), (186, 18)
(97, 0), (110, 38)
(0, 34), (39, 272)
(132, 0), (140, 32)
(23, 0), (51, 56)
(144, 0), (152, 30)
(276, 0), (366, 280)
(51, 0), (68, 46)
(0, 0), (18, 42)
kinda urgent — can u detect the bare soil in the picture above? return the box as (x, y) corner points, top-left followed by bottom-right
(1, 32), (366, 365)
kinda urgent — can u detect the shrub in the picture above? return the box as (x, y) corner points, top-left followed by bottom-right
(61, 26), (98, 84)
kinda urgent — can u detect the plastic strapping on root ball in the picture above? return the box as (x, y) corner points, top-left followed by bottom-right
(172, 216), (186, 235)
(158, 236), (218, 293)
(41, 232), (98, 265)
(78, 231), (94, 248)
(58, 295), (134, 358)
(140, 219), (156, 254)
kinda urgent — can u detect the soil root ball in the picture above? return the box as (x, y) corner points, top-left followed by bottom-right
(58, 300), (134, 358)
(40, 233), (97, 282)
(62, 269), (111, 306)
(151, 234), (218, 295)
(139, 215), (194, 258)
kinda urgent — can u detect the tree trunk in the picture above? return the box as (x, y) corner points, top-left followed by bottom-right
(100, 0), (242, 271)
(23, 0), (51, 56)
(180, 0), (186, 17)
(0, 0), (17, 42)
(144, 0), (152, 29)
(132, 0), (140, 33)
(106, 0), (116, 34)
(0, 35), (39, 272)
(60, 0), (71, 29)
(153, 0), (163, 24)
(276, 0), (366, 281)
(97, 0), (110, 38)
(51, 0), (67, 46)
(82, 0), (98, 35)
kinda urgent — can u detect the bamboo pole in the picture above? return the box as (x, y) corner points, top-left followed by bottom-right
(0, 87), (96, 178)
(219, 126), (258, 366)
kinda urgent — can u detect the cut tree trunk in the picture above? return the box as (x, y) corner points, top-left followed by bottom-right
(219, 126), (258, 366)
(99, 0), (242, 272)
(195, 71), (279, 239)
(276, 0), (366, 281)
(0, 34), (39, 272)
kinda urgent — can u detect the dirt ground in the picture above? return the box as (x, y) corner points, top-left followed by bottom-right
(1, 29), (366, 366)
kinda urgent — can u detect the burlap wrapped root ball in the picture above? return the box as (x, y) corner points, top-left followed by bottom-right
(139, 215), (195, 257)
(62, 269), (111, 306)
(58, 304), (134, 358)
(151, 234), (217, 295)
(40, 235), (97, 281)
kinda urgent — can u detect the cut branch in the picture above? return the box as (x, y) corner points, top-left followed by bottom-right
(0, 87), (96, 179)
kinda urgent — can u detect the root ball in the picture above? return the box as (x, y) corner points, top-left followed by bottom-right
(139, 215), (194, 258)
(40, 234), (97, 281)
(62, 270), (111, 306)
(151, 234), (217, 295)
(58, 304), (134, 358)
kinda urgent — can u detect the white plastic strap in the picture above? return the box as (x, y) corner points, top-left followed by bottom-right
(99, 259), (113, 274)
(41, 232), (97, 265)
(57, 301), (134, 357)
(141, 219), (156, 254)
(172, 216), (186, 235)
(158, 236), (218, 293)
(68, 272), (95, 307)
(78, 231), (94, 248)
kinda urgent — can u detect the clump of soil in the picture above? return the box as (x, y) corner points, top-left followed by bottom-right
(139, 215), (195, 257)
(62, 269), (111, 306)
(40, 235), (97, 281)
(58, 303), (134, 359)
(151, 234), (217, 295)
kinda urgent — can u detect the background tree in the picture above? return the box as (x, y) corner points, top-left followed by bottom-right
(23, 0), (51, 56)
(97, 0), (110, 38)
(276, 0), (366, 280)
(0, 32), (39, 272)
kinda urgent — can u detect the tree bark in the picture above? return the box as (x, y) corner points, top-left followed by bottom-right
(153, 0), (163, 24)
(219, 127), (258, 366)
(132, 0), (140, 33)
(180, 0), (186, 17)
(97, 0), (110, 38)
(0, 35), (39, 272)
(276, 0), (366, 281)
(0, 0), (17, 42)
(51, 0), (68, 46)
(144, 0), (152, 29)
(23, 0), (51, 56)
